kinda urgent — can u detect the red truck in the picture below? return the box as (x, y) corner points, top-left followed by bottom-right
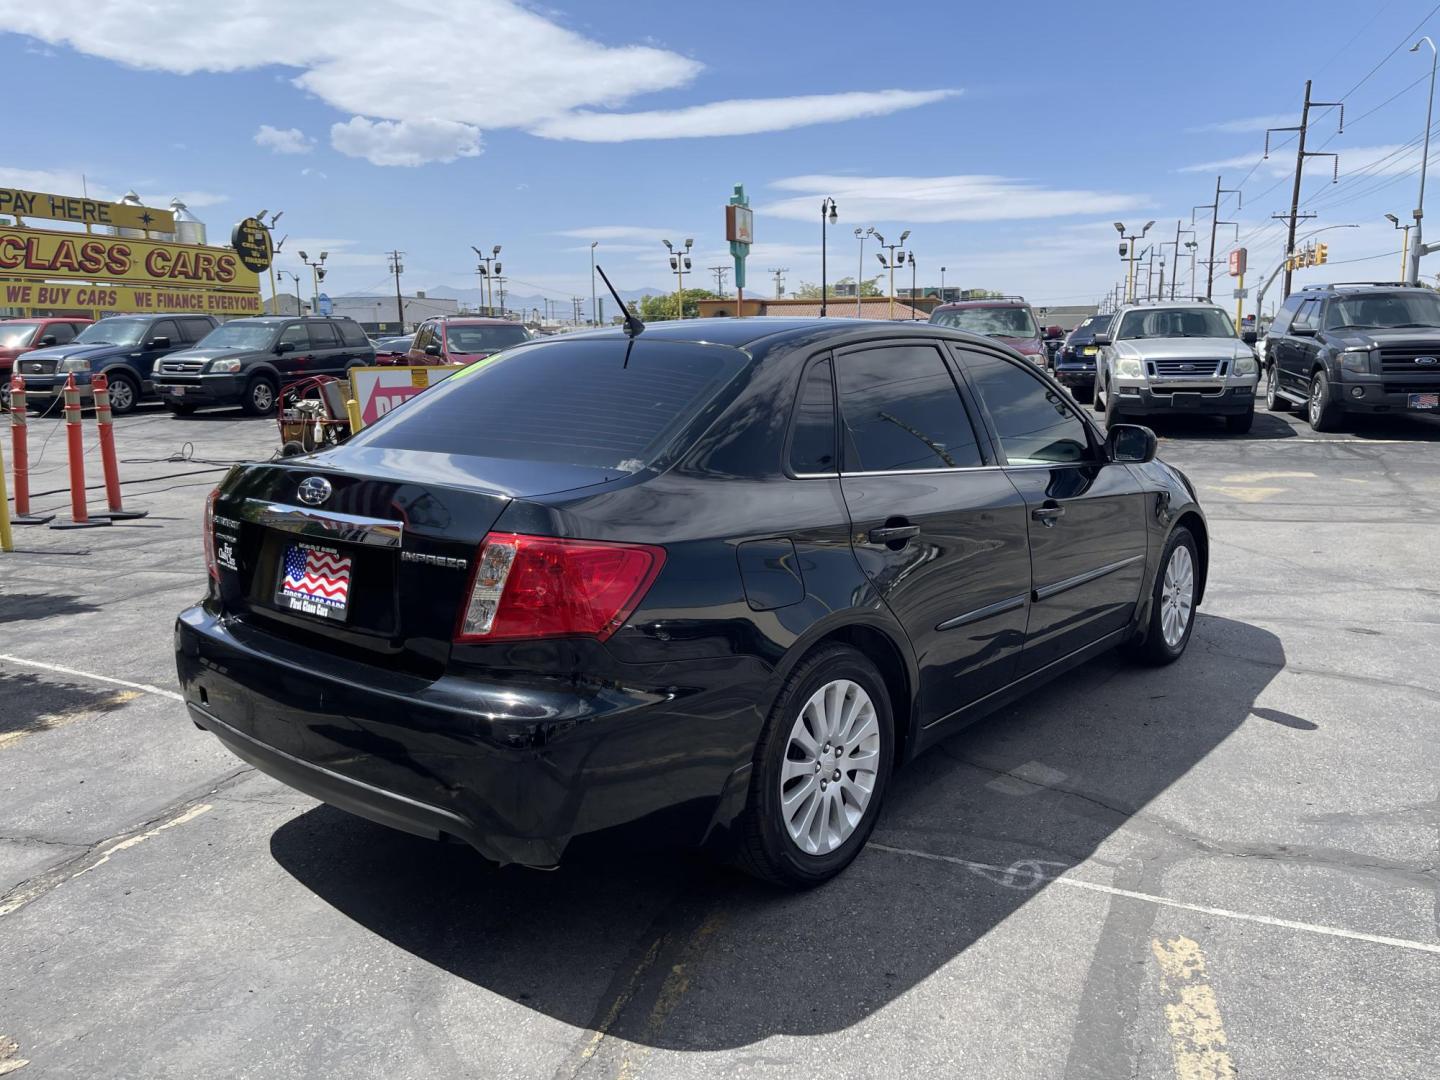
(0, 316), (93, 410)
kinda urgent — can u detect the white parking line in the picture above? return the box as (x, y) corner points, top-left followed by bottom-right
(0, 654), (182, 702)
(869, 843), (1440, 957)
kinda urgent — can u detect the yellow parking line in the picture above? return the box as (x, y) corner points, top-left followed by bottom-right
(1151, 936), (1237, 1080)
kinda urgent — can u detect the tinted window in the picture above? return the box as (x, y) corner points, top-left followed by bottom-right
(789, 358), (836, 474)
(307, 322), (341, 348)
(351, 339), (749, 471)
(446, 324), (531, 354)
(1270, 292), (1305, 336)
(1292, 300), (1321, 331)
(964, 352), (1092, 465)
(278, 323), (310, 349)
(413, 322), (436, 352)
(1323, 290), (1440, 329)
(48, 323), (77, 344)
(339, 321), (370, 347)
(836, 345), (983, 472)
(1116, 307), (1235, 339)
(149, 320), (180, 346)
(179, 318), (211, 343)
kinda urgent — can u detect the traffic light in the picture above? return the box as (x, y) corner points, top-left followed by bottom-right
(1316, 242), (1329, 265)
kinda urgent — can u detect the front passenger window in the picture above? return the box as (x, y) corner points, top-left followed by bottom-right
(963, 352), (1093, 465)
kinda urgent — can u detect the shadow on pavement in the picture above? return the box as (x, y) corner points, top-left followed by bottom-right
(269, 614), (1284, 1050)
(0, 593), (101, 625)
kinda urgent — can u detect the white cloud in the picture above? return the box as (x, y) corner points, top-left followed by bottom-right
(761, 174), (1148, 223)
(532, 89), (958, 142)
(300, 167), (328, 179)
(254, 124), (314, 154)
(554, 226), (683, 242)
(4, 1), (961, 161)
(1187, 113), (1293, 134)
(330, 117), (482, 167)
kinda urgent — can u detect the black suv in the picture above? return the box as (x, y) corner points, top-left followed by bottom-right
(1051, 313), (1113, 402)
(152, 316), (375, 415)
(1263, 282), (1440, 430)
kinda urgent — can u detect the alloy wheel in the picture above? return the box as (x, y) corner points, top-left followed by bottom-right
(1309, 381), (1322, 425)
(1160, 544), (1195, 648)
(252, 382), (275, 412)
(780, 679), (882, 856)
(108, 379), (135, 412)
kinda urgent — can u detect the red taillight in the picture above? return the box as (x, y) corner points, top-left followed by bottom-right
(455, 532), (665, 643)
(203, 487), (220, 580)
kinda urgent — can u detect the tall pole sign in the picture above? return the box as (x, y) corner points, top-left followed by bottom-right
(727, 184), (752, 317)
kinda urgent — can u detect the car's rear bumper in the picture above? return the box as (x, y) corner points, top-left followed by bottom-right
(1116, 384), (1255, 415)
(174, 604), (766, 866)
(1053, 364), (1096, 388)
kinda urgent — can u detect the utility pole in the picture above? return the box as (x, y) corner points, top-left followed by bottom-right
(386, 250), (404, 329)
(1267, 82), (1343, 298)
(590, 241), (599, 326)
(494, 277), (507, 316)
(769, 267), (788, 299)
(1192, 175), (1242, 301)
(709, 265), (729, 296)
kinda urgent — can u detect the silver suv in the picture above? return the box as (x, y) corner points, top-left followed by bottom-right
(1092, 300), (1260, 433)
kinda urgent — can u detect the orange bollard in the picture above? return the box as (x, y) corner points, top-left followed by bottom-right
(50, 373), (109, 530)
(89, 372), (146, 521)
(7, 375), (53, 525)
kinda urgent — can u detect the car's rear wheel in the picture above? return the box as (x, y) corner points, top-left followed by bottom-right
(736, 644), (893, 888)
(1265, 367), (1290, 412)
(242, 376), (278, 416)
(104, 371), (141, 415)
(1124, 526), (1197, 666)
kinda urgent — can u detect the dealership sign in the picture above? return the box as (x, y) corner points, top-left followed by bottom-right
(349, 365), (463, 426)
(0, 187), (176, 233)
(1, 281), (262, 315)
(0, 224), (259, 292)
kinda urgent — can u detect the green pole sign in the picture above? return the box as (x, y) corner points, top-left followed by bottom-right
(726, 183), (752, 294)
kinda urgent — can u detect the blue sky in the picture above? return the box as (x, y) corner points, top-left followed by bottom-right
(4, 0), (1440, 315)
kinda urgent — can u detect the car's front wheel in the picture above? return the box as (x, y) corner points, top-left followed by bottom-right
(241, 376), (278, 416)
(736, 644), (893, 888)
(1307, 370), (1343, 432)
(104, 371), (141, 415)
(1265, 367), (1290, 412)
(1103, 379), (1125, 427)
(1125, 526), (1198, 666)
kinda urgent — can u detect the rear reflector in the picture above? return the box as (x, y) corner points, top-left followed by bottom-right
(456, 532), (665, 642)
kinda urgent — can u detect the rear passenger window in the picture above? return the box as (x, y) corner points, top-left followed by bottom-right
(339, 321), (370, 347)
(180, 319), (211, 343)
(308, 322), (341, 348)
(836, 345), (984, 472)
(789, 358), (836, 474)
(963, 352), (1092, 465)
(48, 323), (76, 344)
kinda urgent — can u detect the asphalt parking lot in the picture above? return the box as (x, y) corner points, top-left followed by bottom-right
(2, 396), (1438, 1079)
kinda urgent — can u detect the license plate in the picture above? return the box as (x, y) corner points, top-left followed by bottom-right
(1170, 393), (1202, 409)
(1082, 346), (1097, 356)
(275, 542), (352, 622)
(170, 386), (185, 396)
(1408, 392), (1439, 410)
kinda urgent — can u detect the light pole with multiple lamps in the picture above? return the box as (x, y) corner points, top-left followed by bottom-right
(471, 245), (502, 315)
(854, 227), (874, 316)
(874, 229), (910, 319)
(297, 249), (327, 312)
(278, 270), (304, 316)
(1113, 221), (1154, 303)
(663, 238), (693, 319)
(819, 197), (838, 316)
(940, 265), (947, 300)
(1387, 213), (1414, 279)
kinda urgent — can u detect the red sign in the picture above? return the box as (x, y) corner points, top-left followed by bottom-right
(1228, 248), (1247, 277)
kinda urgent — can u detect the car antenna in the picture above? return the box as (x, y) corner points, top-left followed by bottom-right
(595, 263), (644, 368)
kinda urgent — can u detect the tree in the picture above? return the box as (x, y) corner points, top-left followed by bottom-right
(792, 276), (882, 299)
(637, 288), (718, 321)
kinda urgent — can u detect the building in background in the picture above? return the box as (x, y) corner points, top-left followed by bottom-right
(330, 292), (459, 334)
(695, 296), (928, 320)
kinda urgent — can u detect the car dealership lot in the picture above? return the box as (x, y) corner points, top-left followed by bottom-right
(2, 403), (1438, 1079)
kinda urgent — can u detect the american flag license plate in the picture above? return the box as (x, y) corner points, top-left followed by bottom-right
(276, 542), (352, 621)
(1408, 392), (1439, 410)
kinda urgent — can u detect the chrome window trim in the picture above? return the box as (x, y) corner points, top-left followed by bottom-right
(1033, 553), (1144, 602)
(239, 499), (404, 548)
(935, 594), (1028, 632)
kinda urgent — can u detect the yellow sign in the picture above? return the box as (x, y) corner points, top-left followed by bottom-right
(0, 188), (175, 232)
(0, 281), (263, 316)
(0, 224), (259, 293)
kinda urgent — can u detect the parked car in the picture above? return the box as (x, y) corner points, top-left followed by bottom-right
(152, 315), (375, 415)
(178, 318), (1206, 887)
(372, 334), (413, 362)
(929, 296), (1052, 366)
(1262, 282), (1440, 431)
(0, 316), (93, 411)
(406, 317), (532, 365)
(1052, 313), (1114, 402)
(15, 314), (219, 415)
(1093, 300), (1259, 433)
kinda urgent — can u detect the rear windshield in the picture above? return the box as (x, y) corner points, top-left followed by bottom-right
(351, 338), (750, 471)
(933, 306), (1038, 338)
(446, 324), (530, 353)
(1069, 315), (1113, 341)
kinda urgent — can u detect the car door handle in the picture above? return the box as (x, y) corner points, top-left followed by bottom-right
(1032, 504), (1065, 527)
(868, 524), (920, 544)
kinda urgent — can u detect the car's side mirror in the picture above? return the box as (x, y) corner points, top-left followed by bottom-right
(1107, 423), (1157, 464)
(1092, 333), (1112, 347)
(147, 336), (170, 349)
(424, 343), (442, 356)
(1292, 326), (1318, 338)
(1241, 329), (1258, 344)
(39, 334), (57, 346)
(275, 341), (295, 354)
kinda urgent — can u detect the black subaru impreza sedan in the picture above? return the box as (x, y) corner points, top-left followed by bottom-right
(176, 317), (1206, 887)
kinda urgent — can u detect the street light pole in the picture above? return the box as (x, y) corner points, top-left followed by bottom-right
(1386, 213), (1414, 279)
(1408, 36), (1437, 284)
(590, 241), (599, 326)
(873, 229), (910, 319)
(470, 245), (502, 315)
(663, 238), (693, 319)
(819, 197), (838, 316)
(909, 254), (918, 319)
(298, 249), (328, 312)
(854, 227), (874, 316)
(1114, 221), (1154, 303)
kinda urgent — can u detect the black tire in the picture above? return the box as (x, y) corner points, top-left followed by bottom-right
(280, 440), (309, 458)
(1124, 526), (1198, 667)
(1265, 368), (1290, 412)
(1306, 369), (1343, 432)
(1224, 408), (1254, 434)
(1092, 373), (1104, 412)
(104, 371), (142, 416)
(735, 644), (894, 888)
(0, 381), (10, 413)
(1104, 378), (1124, 427)
(241, 376), (278, 416)
(167, 403), (197, 416)
(1072, 383), (1094, 405)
